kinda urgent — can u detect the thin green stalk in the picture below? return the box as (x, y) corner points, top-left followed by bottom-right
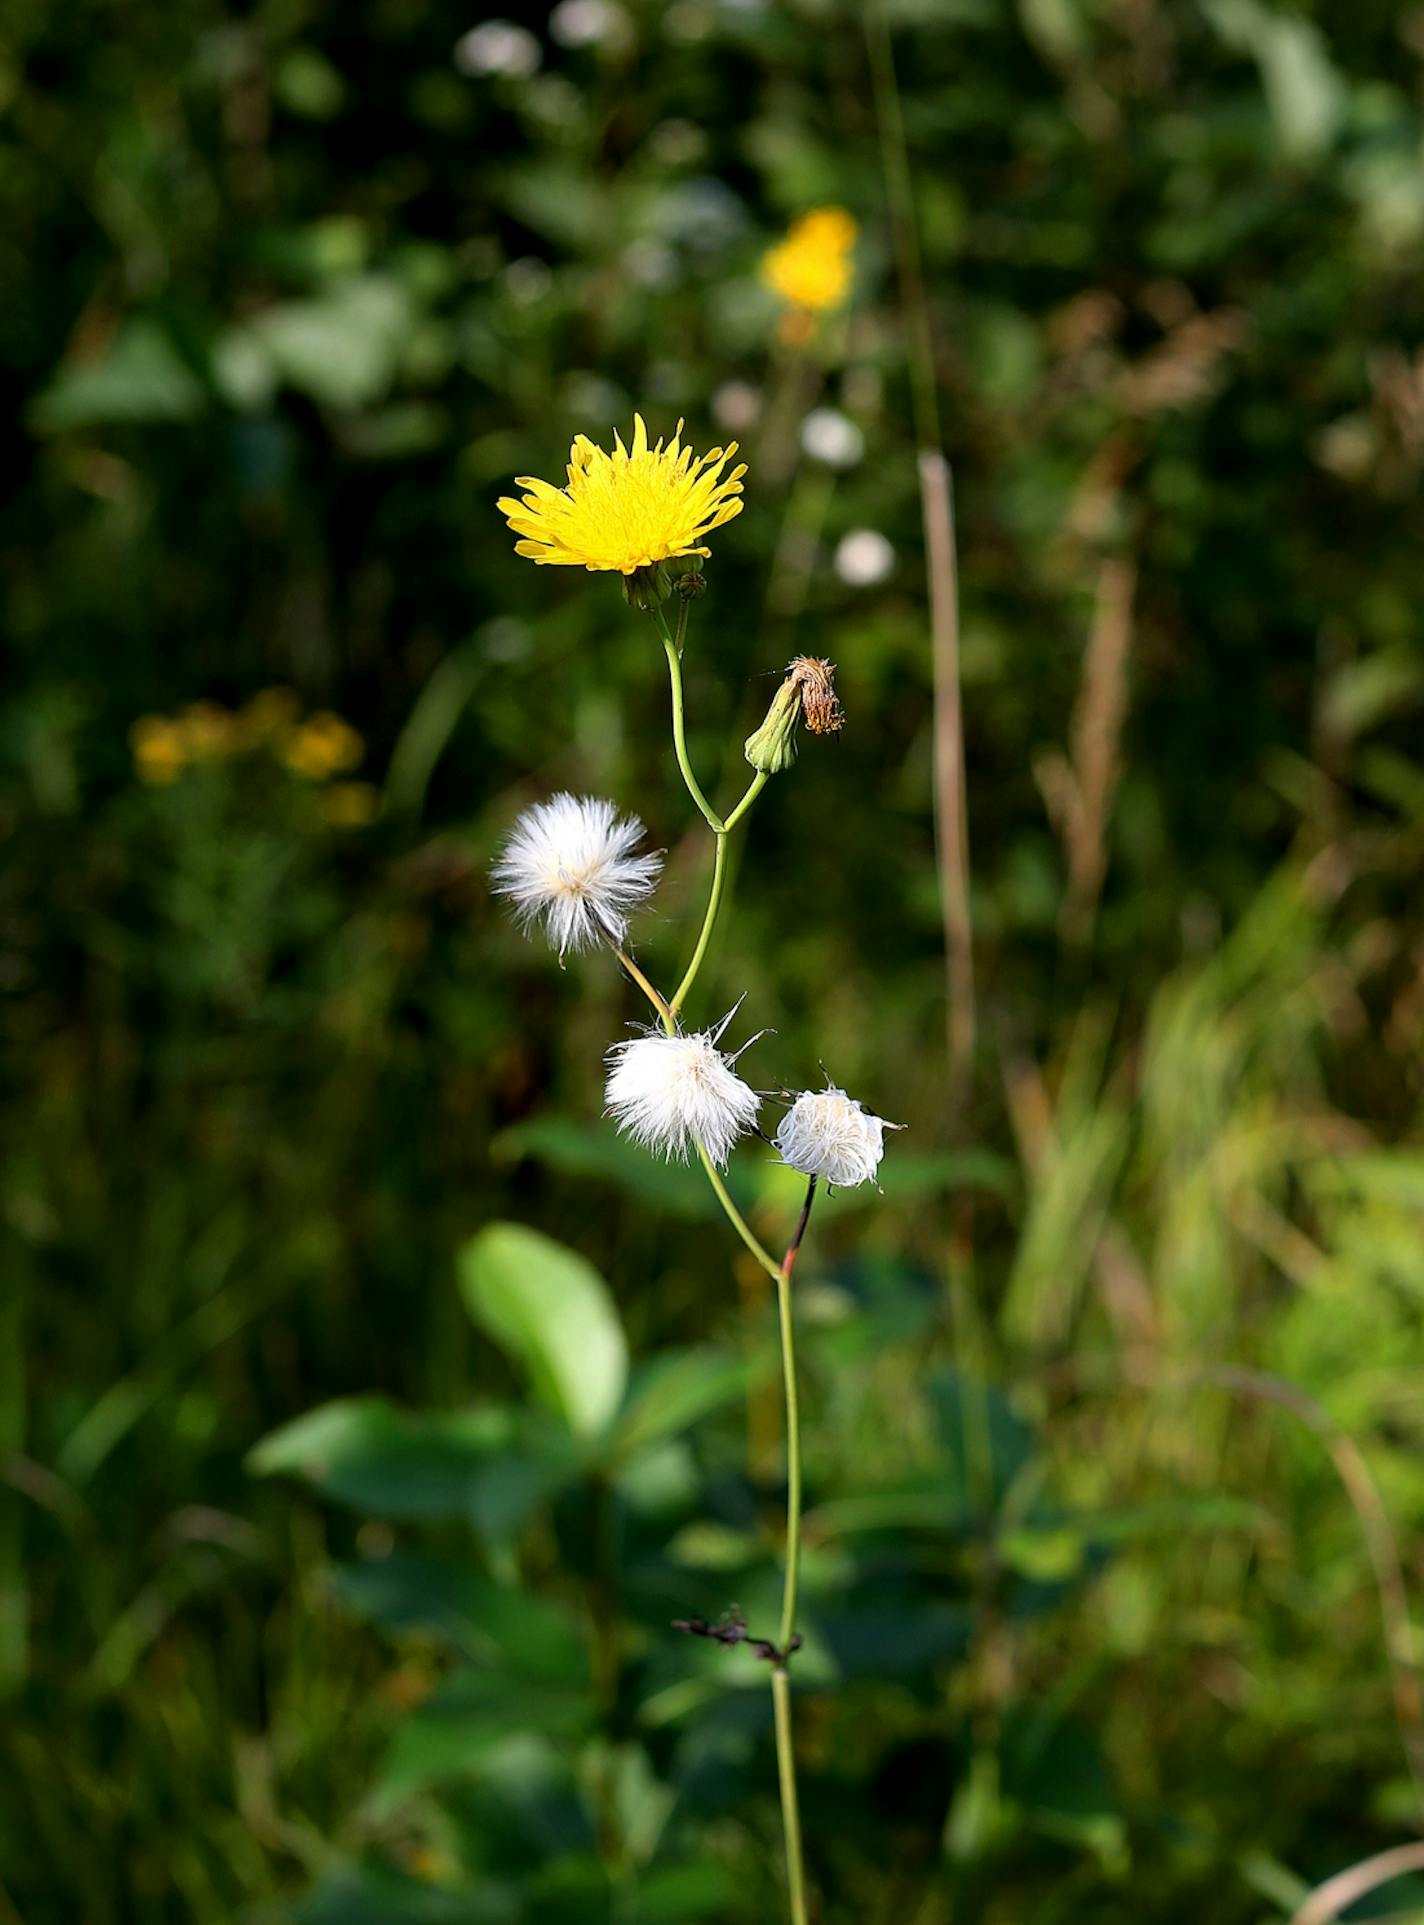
(693, 1144), (781, 1282)
(775, 1178), (815, 1651)
(771, 1666), (809, 1925)
(672, 831), (728, 1017)
(723, 769), (767, 833)
(769, 1179), (816, 1925)
(659, 611), (724, 833)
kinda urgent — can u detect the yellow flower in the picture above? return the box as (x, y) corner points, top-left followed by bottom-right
(130, 715), (187, 786)
(319, 780), (380, 827)
(237, 686), (300, 745)
(175, 700), (239, 761)
(282, 712), (365, 780)
(761, 206), (857, 314)
(497, 415), (746, 576)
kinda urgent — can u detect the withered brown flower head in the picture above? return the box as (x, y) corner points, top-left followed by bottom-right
(787, 657), (844, 736)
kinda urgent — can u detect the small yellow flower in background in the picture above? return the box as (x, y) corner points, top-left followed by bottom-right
(319, 780), (380, 828)
(237, 686), (300, 745)
(130, 715), (188, 786)
(282, 712), (365, 780)
(497, 414), (746, 578)
(761, 206), (857, 317)
(175, 700), (239, 761)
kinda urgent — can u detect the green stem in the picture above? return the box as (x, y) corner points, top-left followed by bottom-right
(724, 768), (768, 833)
(694, 1145), (781, 1282)
(672, 832), (725, 1015)
(769, 1179), (815, 1925)
(771, 1666), (808, 1925)
(775, 1178), (814, 1651)
(659, 612), (724, 833)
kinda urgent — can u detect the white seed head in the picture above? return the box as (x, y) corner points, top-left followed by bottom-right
(453, 20), (542, 76)
(834, 527), (894, 586)
(800, 407), (864, 470)
(774, 1085), (899, 1189)
(492, 793), (662, 958)
(605, 1015), (762, 1168)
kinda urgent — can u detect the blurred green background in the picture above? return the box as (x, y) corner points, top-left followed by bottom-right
(6, 0), (1424, 1919)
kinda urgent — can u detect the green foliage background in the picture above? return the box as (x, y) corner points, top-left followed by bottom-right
(5, 0), (1424, 1919)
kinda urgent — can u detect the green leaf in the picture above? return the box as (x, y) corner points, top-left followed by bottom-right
(30, 319), (206, 432)
(491, 1118), (718, 1220)
(633, 1862), (738, 1923)
(291, 1864), (516, 1924)
(240, 274), (412, 411)
(459, 1223), (628, 1441)
(610, 1349), (761, 1462)
(376, 1667), (592, 1806)
(333, 1555), (590, 1682)
(247, 1396), (515, 1519)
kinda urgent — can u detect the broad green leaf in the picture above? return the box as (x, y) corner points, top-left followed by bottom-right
(459, 1223), (627, 1441)
(376, 1668), (592, 1804)
(492, 1118), (717, 1219)
(243, 274), (411, 410)
(817, 1601), (972, 1679)
(30, 319), (206, 432)
(610, 1348), (761, 1462)
(247, 1396), (514, 1519)
(292, 1864), (516, 1924)
(633, 1863), (738, 1923)
(333, 1555), (589, 1682)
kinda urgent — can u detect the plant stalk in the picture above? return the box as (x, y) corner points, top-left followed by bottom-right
(768, 1178), (815, 1925)
(771, 1665), (809, 1925)
(659, 614), (724, 833)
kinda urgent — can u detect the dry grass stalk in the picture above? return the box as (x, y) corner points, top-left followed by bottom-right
(920, 449), (975, 1097)
(1035, 555), (1137, 946)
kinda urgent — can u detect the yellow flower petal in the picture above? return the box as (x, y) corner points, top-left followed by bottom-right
(498, 417), (747, 574)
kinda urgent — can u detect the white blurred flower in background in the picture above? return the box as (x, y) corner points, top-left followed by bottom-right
(454, 19), (542, 75)
(834, 528), (894, 586)
(800, 407), (864, 469)
(550, 0), (631, 48)
(713, 381), (762, 434)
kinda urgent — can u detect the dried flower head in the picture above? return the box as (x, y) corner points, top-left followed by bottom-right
(497, 415), (746, 579)
(493, 793), (663, 959)
(605, 1006), (762, 1168)
(787, 657), (843, 736)
(744, 657), (843, 775)
(761, 207), (858, 314)
(774, 1084), (900, 1189)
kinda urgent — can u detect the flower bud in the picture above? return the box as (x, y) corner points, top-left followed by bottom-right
(622, 562), (672, 610)
(744, 677), (802, 773)
(743, 656), (843, 775)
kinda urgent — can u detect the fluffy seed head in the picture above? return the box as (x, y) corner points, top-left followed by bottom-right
(605, 1015), (762, 1168)
(774, 1085), (899, 1189)
(492, 793), (662, 958)
(497, 415), (746, 575)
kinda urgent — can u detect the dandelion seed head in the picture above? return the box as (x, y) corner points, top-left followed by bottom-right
(605, 1019), (762, 1167)
(492, 793), (662, 957)
(774, 1085), (898, 1189)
